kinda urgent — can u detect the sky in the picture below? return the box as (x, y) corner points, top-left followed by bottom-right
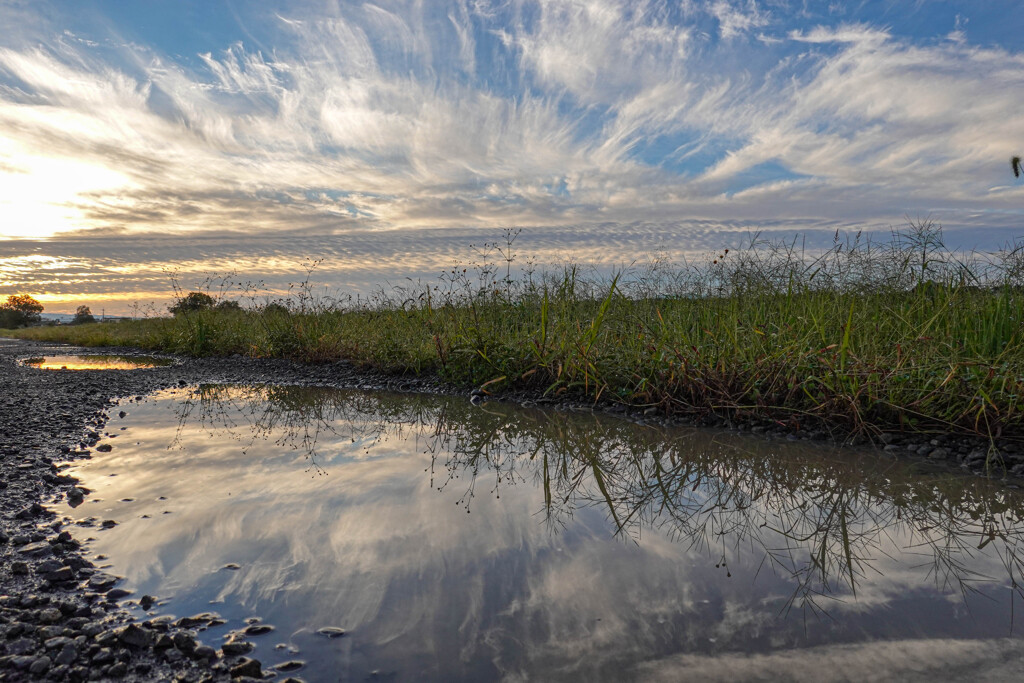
(0, 0), (1022, 313)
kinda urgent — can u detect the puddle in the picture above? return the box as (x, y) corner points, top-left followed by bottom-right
(55, 386), (1024, 682)
(20, 354), (172, 370)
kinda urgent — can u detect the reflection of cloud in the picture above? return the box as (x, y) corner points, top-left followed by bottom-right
(61, 387), (1024, 681)
(634, 638), (1024, 682)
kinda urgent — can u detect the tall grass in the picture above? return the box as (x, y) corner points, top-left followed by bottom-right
(7, 221), (1024, 440)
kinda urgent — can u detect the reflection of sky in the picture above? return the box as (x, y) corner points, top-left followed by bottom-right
(56, 387), (1024, 682)
(1, 1), (1023, 313)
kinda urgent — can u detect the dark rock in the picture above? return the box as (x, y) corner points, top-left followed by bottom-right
(192, 644), (217, 662)
(54, 643), (79, 666)
(87, 573), (119, 591)
(172, 631), (197, 654)
(96, 443), (112, 452)
(37, 607), (63, 624)
(244, 623), (274, 636)
(316, 626), (347, 638)
(221, 637), (254, 656)
(230, 657), (263, 678)
(116, 623), (153, 648)
(17, 541), (53, 557)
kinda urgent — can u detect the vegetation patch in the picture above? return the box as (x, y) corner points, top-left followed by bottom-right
(5, 222), (1024, 442)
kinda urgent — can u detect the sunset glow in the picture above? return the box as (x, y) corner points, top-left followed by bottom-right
(1, 1), (1022, 313)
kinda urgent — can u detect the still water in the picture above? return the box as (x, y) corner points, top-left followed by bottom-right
(22, 355), (172, 370)
(56, 386), (1024, 682)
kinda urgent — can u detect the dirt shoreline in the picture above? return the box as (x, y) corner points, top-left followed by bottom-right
(1, 338), (1020, 682)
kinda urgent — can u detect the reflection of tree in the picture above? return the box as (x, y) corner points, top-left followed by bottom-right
(170, 385), (1024, 622)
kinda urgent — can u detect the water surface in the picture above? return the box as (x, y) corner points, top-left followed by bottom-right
(22, 354), (172, 370)
(56, 386), (1024, 682)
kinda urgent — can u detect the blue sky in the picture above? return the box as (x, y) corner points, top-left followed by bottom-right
(0, 0), (1022, 311)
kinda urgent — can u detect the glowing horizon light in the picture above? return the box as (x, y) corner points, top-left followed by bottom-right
(0, 147), (133, 239)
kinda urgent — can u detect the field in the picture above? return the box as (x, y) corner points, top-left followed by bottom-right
(7, 223), (1024, 441)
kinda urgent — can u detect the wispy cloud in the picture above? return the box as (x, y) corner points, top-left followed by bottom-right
(0, 0), (1022, 307)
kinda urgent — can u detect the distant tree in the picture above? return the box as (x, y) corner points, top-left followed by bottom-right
(215, 299), (242, 312)
(262, 302), (290, 316)
(0, 294), (44, 328)
(168, 291), (216, 315)
(72, 305), (96, 325)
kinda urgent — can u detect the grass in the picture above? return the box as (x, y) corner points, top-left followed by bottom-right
(6, 221), (1024, 441)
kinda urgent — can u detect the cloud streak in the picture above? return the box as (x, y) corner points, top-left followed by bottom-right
(0, 0), (1022, 308)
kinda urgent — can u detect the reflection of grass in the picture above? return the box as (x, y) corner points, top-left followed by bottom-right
(175, 384), (1024, 619)
(8, 223), (1024, 439)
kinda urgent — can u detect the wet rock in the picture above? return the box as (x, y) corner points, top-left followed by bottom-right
(87, 572), (119, 591)
(17, 541), (53, 557)
(139, 594), (156, 610)
(29, 655), (52, 675)
(229, 657), (263, 678)
(106, 588), (132, 600)
(54, 643), (79, 666)
(193, 644), (217, 662)
(116, 623), (153, 648)
(244, 623), (274, 636)
(172, 631), (197, 655)
(47, 566), (76, 582)
(6, 638), (36, 655)
(37, 607), (63, 624)
(316, 626), (347, 638)
(96, 443), (112, 452)
(275, 660), (305, 672)
(11, 561), (28, 575)
(221, 637), (255, 656)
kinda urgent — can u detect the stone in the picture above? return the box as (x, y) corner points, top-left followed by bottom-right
(96, 444), (112, 452)
(17, 541), (53, 557)
(172, 631), (197, 654)
(316, 626), (347, 638)
(29, 655), (52, 675)
(221, 638), (254, 656)
(229, 657), (263, 678)
(117, 623), (153, 648)
(244, 623), (274, 636)
(87, 573), (119, 591)
(38, 607), (63, 624)
(55, 643), (79, 666)
(48, 566), (75, 582)
(192, 645), (217, 662)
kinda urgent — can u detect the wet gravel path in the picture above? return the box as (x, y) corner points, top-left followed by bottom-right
(0, 339), (442, 683)
(1, 337), (1020, 681)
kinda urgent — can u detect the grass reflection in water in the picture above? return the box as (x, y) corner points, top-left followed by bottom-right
(171, 384), (1024, 623)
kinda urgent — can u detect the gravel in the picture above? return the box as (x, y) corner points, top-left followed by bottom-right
(1, 336), (1020, 681)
